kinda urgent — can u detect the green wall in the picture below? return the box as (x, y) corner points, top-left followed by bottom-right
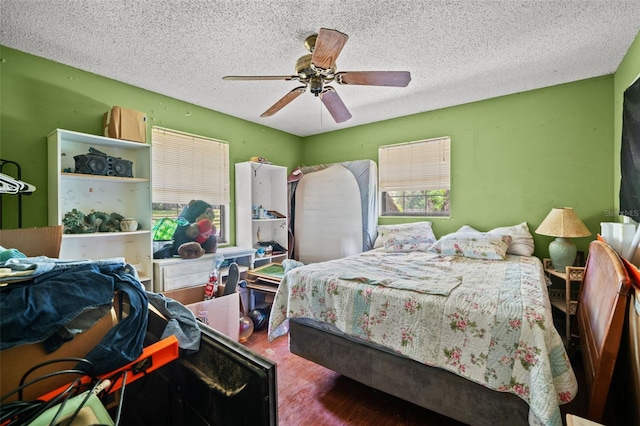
(300, 77), (615, 257)
(613, 31), (640, 216)
(0, 46), (302, 243)
(3, 31), (640, 257)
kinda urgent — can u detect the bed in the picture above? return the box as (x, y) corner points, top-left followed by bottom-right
(268, 222), (577, 426)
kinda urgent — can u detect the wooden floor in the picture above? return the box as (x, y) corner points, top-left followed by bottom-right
(242, 328), (588, 426)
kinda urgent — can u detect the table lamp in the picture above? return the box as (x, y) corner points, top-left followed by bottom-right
(535, 207), (592, 271)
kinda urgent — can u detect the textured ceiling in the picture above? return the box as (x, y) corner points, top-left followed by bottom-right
(2, 0), (640, 137)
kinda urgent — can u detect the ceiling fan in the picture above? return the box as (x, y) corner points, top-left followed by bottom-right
(222, 28), (411, 123)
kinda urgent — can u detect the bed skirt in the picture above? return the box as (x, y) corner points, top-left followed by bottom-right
(288, 318), (529, 426)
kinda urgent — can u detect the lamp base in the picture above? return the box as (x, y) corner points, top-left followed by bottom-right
(549, 237), (577, 272)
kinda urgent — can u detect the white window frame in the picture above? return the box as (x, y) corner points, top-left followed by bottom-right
(151, 126), (230, 244)
(378, 136), (451, 217)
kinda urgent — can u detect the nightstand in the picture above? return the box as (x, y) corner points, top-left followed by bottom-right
(543, 258), (585, 347)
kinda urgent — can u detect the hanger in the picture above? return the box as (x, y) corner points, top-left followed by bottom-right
(0, 174), (20, 194)
(0, 173), (36, 194)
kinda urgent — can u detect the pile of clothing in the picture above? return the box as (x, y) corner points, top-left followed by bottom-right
(0, 256), (200, 375)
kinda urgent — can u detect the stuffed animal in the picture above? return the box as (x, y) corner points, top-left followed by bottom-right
(172, 200), (218, 259)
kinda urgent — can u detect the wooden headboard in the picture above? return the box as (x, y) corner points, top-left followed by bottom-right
(577, 239), (632, 422)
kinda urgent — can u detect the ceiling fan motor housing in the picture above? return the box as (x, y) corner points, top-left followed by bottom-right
(295, 54), (314, 78)
(295, 54), (336, 79)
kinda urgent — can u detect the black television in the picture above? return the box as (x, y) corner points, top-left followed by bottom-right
(114, 318), (278, 426)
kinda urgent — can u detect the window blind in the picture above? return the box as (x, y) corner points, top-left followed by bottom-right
(152, 127), (230, 205)
(378, 137), (450, 192)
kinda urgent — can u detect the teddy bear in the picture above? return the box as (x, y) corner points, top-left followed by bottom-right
(172, 200), (218, 259)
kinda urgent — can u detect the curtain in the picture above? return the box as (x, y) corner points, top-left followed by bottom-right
(151, 127), (229, 205)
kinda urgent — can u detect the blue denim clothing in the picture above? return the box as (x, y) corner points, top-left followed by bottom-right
(0, 256), (110, 283)
(1, 263), (115, 349)
(81, 261), (149, 375)
(0, 258), (148, 376)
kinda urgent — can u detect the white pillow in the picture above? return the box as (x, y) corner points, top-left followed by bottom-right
(456, 222), (534, 256)
(456, 225), (480, 234)
(428, 232), (512, 260)
(373, 221), (431, 248)
(488, 222), (534, 256)
(376, 221), (436, 252)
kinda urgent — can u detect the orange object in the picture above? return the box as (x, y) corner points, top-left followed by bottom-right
(621, 256), (640, 290)
(0, 308), (118, 403)
(37, 335), (179, 402)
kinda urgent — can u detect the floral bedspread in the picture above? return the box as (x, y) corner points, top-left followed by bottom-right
(268, 250), (577, 426)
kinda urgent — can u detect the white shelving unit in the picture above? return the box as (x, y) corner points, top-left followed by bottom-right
(47, 129), (153, 288)
(235, 161), (288, 267)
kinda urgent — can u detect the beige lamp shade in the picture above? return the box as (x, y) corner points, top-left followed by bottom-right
(536, 207), (591, 271)
(535, 207), (592, 238)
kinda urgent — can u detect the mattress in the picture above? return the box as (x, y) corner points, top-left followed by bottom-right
(291, 160), (377, 263)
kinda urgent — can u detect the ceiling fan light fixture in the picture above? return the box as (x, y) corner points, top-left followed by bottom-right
(310, 76), (323, 96)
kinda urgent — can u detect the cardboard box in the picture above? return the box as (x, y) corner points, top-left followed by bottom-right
(103, 106), (147, 143)
(186, 291), (240, 341)
(0, 309), (118, 402)
(162, 284), (207, 306)
(0, 225), (62, 258)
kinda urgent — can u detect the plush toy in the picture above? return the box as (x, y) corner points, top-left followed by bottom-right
(172, 200), (218, 259)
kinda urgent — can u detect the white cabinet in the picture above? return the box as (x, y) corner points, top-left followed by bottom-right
(152, 246), (254, 311)
(152, 246), (254, 292)
(47, 129), (153, 288)
(235, 162), (288, 266)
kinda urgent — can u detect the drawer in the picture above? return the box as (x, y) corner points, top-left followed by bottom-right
(162, 260), (210, 291)
(158, 260), (250, 292)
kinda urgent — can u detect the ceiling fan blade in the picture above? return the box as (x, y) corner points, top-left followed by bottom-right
(311, 28), (348, 70)
(261, 86), (307, 117)
(335, 71), (411, 87)
(320, 86), (352, 123)
(223, 75), (300, 81)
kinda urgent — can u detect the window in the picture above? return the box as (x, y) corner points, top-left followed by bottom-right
(378, 137), (450, 217)
(151, 127), (230, 243)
